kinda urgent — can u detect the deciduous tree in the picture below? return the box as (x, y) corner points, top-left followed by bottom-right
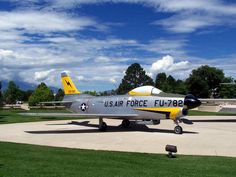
(28, 83), (54, 106)
(219, 77), (236, 98)
(186, 65), (225, 98)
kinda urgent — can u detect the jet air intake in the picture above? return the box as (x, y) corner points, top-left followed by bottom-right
(182, 94), (201, 116)
(184, 94), (201, 110)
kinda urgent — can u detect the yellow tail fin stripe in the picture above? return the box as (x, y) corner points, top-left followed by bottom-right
(135, 107), (182, 120)
(61, 73), (80, 95)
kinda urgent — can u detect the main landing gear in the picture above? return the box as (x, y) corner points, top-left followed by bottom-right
(98, 118), (131, 131)
(99, 117), (107, 131)
(121, 119), (130, 128)
(174, 119), (183, 134)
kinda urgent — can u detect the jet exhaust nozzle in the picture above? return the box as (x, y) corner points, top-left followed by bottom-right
(184, 94), (201, 110)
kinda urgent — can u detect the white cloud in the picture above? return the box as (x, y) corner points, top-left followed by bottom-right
(87, 76), (120, 84)
(0, 29), (139, 90)
(153, 12), (220, 33)
(95, 56), (111, 63)
(0, 49), (15, 57)
(109, 77), (117, 84)
(4, 0), (236, 34)
(146, 72), (153, 78)
(77, 75), (86, 81)
(0, 11), (98, 32)
(27, 0), (236, 16)
(151, 55), (190, 75)
(34, 69), (55, 81)
(0, 5), (140, 88)
(153, 0), (236, 15)
(141, 39), (187, 56)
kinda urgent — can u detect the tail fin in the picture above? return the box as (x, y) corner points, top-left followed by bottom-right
(61, 72), (80, 95)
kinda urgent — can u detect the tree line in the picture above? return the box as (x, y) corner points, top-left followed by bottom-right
(118, 63), (236, 98)
(0, 63), (235, 106)
(0, 82), (64, 106)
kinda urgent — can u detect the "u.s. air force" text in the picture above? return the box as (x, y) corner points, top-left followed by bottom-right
(104, 99), (183, 107)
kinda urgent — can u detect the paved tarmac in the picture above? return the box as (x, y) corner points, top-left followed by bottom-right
(0, 116), (236, 157)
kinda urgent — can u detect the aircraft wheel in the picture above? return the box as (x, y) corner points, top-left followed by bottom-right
(121, 119), (130, 128)
(99, 122), (107, 131)
(174, 126), (183, 134)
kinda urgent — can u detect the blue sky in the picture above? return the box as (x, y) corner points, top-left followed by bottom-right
(0, 0), (236, 91)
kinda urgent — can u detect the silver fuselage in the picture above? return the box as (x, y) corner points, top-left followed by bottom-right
(65, 94), (185, 120)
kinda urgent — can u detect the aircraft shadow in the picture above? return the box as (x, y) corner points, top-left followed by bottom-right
(26, 121), (198, 134)
(191, 119), (236, 123)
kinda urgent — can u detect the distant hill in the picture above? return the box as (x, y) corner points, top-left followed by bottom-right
(1, 80), (59, 93)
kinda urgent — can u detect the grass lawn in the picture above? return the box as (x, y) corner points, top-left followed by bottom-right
(0, 142), (235, 177)
(0, 109), (90, 124)
(189, 110), (236, 116)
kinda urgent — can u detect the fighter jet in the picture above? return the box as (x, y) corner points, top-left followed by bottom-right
(22, 72), (201, 134)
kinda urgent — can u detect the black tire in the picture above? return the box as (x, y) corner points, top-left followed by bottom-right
(174, 126), (183, 134)
(121, 119), (130, 128)
(99, 122), (107, 131)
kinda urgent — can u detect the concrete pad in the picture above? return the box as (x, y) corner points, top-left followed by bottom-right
(0, 116), (236, 157)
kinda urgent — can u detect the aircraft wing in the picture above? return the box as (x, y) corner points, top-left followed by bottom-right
(19, 113), (138, 118)
(39, 101), (74, 104)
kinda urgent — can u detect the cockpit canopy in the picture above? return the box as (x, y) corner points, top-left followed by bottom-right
(128, 86), (163, 96)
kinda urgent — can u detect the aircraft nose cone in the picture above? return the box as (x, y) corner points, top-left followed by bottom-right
(184, 94), (201, 109)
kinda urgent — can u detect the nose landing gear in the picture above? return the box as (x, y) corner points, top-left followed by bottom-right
(174, 125), (183, 134)
(174, 119), (183, 134)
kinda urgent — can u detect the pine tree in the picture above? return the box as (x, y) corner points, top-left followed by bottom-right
(4, 81), (20, 104)
(55, 89), (65, 101)
(155, 73), (167, 91)
(0, 81), (3, 106)
(117, 63), (154, 94)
